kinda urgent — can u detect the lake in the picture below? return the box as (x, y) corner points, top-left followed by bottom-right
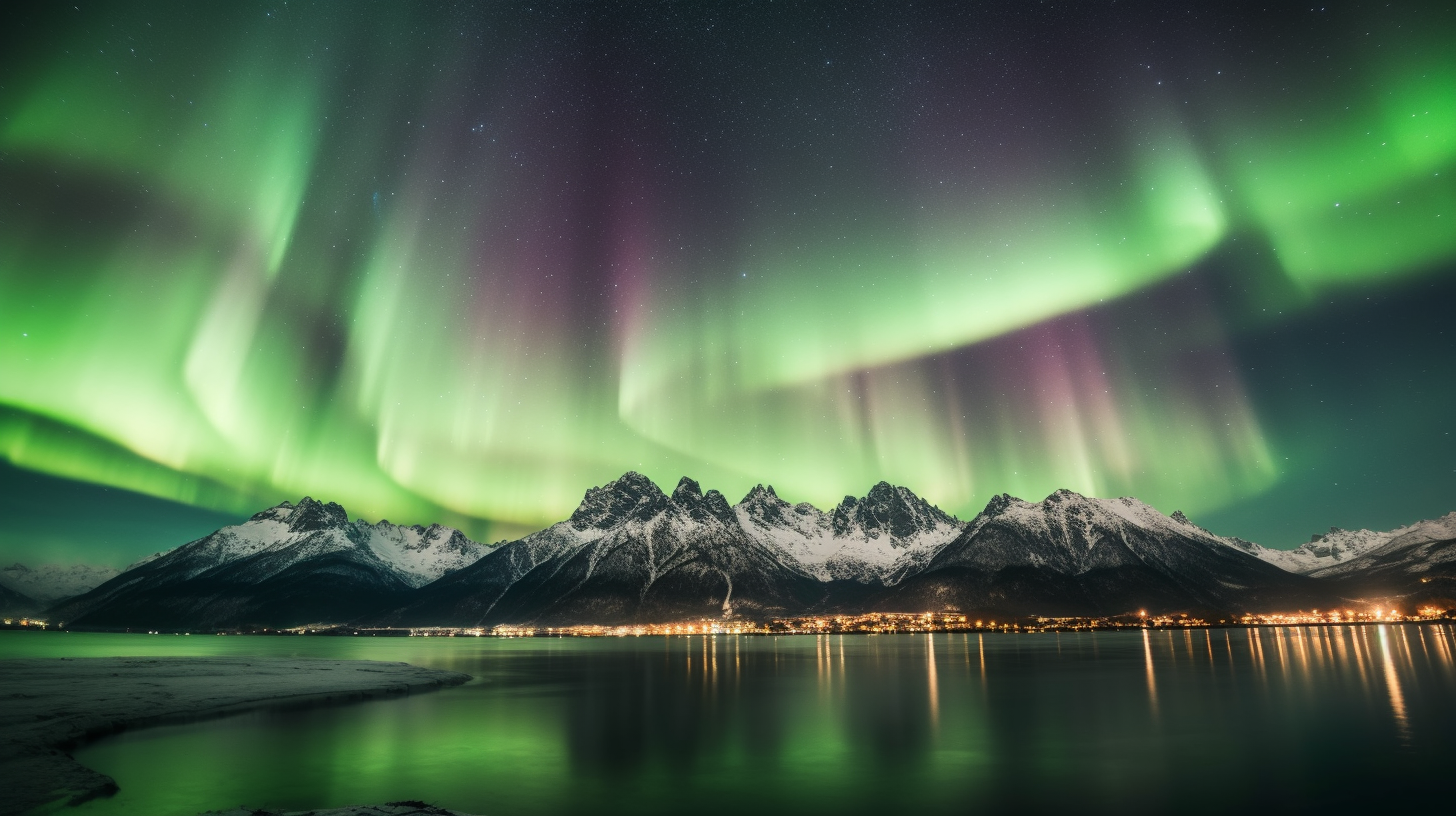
(4, 625), (1453, 815)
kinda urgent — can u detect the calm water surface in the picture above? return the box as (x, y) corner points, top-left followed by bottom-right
(4, 626), (1453, 815)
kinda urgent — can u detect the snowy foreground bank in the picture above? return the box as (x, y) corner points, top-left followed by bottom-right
(0, 657), (471, 815)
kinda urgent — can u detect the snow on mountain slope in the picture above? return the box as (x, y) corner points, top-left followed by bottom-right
(889, 489), (1323, 615)
(1306, 512), (1456, 580)
(362, 520), (494, 587)
(118, 498), (491, 589)
(0, 562), (121, 605)
(47, 498), (496, 629)
(933, 490), (1240, 574)
(1223, 528), (1393, 575)
(387, 473), (826, 626)
(735, 482), (964, 583)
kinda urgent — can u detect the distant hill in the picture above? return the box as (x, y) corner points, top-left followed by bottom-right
(0, 582), (39, 618)
(0, 562), (120, 607)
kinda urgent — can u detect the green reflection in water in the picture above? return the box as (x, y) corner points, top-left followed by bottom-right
(2, 627), (1453, 816)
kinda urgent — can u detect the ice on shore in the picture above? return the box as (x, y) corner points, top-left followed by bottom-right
(0, 656), (470, 815)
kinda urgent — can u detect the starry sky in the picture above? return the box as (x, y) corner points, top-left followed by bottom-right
(1, 1), (1453, 566)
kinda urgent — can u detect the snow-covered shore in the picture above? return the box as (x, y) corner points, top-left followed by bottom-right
(0, 656), (470, 815)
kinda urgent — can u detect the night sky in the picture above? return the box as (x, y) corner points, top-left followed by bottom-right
(2, 1), (1453, 566)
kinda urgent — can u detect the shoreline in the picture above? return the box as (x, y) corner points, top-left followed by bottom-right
(0, 656), (470, 816)
(7, 615), (1452, 640)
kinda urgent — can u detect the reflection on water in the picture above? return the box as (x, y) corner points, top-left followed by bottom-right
(1, 625), (1450, 815)
(1379, 626), (1409, 742)
(1143, 628), (1158, 718)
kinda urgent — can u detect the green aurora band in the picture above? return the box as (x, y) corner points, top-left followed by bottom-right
(0, 3), (1453, 559)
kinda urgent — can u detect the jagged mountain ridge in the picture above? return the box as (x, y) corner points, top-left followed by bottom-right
(1224, 527), (1393, 575)
(1299, 513), (1456, 606)
(735, 481), (965, 583)
(381, 474), (835, 627)
(1304, 514), (1456, 579)
(48, 498), (492, 629)
(119, 499), (490, 589)
(38, 472), (1456, 629)
(882, 490), (1328, 616)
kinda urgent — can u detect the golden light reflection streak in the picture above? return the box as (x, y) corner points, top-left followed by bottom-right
(1352, 627), (1372, 699)
(978, 634), (987, 694)
(1378, 626), (1410, 742)
(927, 633), (940, 734)
(1294, 627), (1312, 695)
(1434, 625), (1455, 677)
(1247, 627), (1266, 689)
(1446, 626), (1456, 681)
(1400, 626), (1415, 677)
(817, 634), (827, 695)
(1143, 628), (1159, 719)
(1224, 631), (1234, 676)
(1274, 627), (1289, 677)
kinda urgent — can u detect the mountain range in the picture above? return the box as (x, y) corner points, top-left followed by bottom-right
(0, 562), (121, 616)
(46, 499), (491, 629)
(38, 473), (1456, 630)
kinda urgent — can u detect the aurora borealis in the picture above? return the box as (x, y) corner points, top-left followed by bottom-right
(1, 1), (1453, 565)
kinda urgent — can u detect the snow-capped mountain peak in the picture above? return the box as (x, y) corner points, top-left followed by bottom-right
(117, 498), (492, 590)
(248, 500), (296, 523)
(1223, 526), (1394, 575)
(735, 480), (965, 584)
(282, 496), (350, 532)
(363, 520), (493, 585)
(941, 488), (1242, 578)
(736, 484), (800, 526)
(49, 496), (499, 629)
(569, 471), (670, 530)
(387, 472), (823, 627)
(671, 477), (738, 526)
(1299, 512), (1456, 579)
